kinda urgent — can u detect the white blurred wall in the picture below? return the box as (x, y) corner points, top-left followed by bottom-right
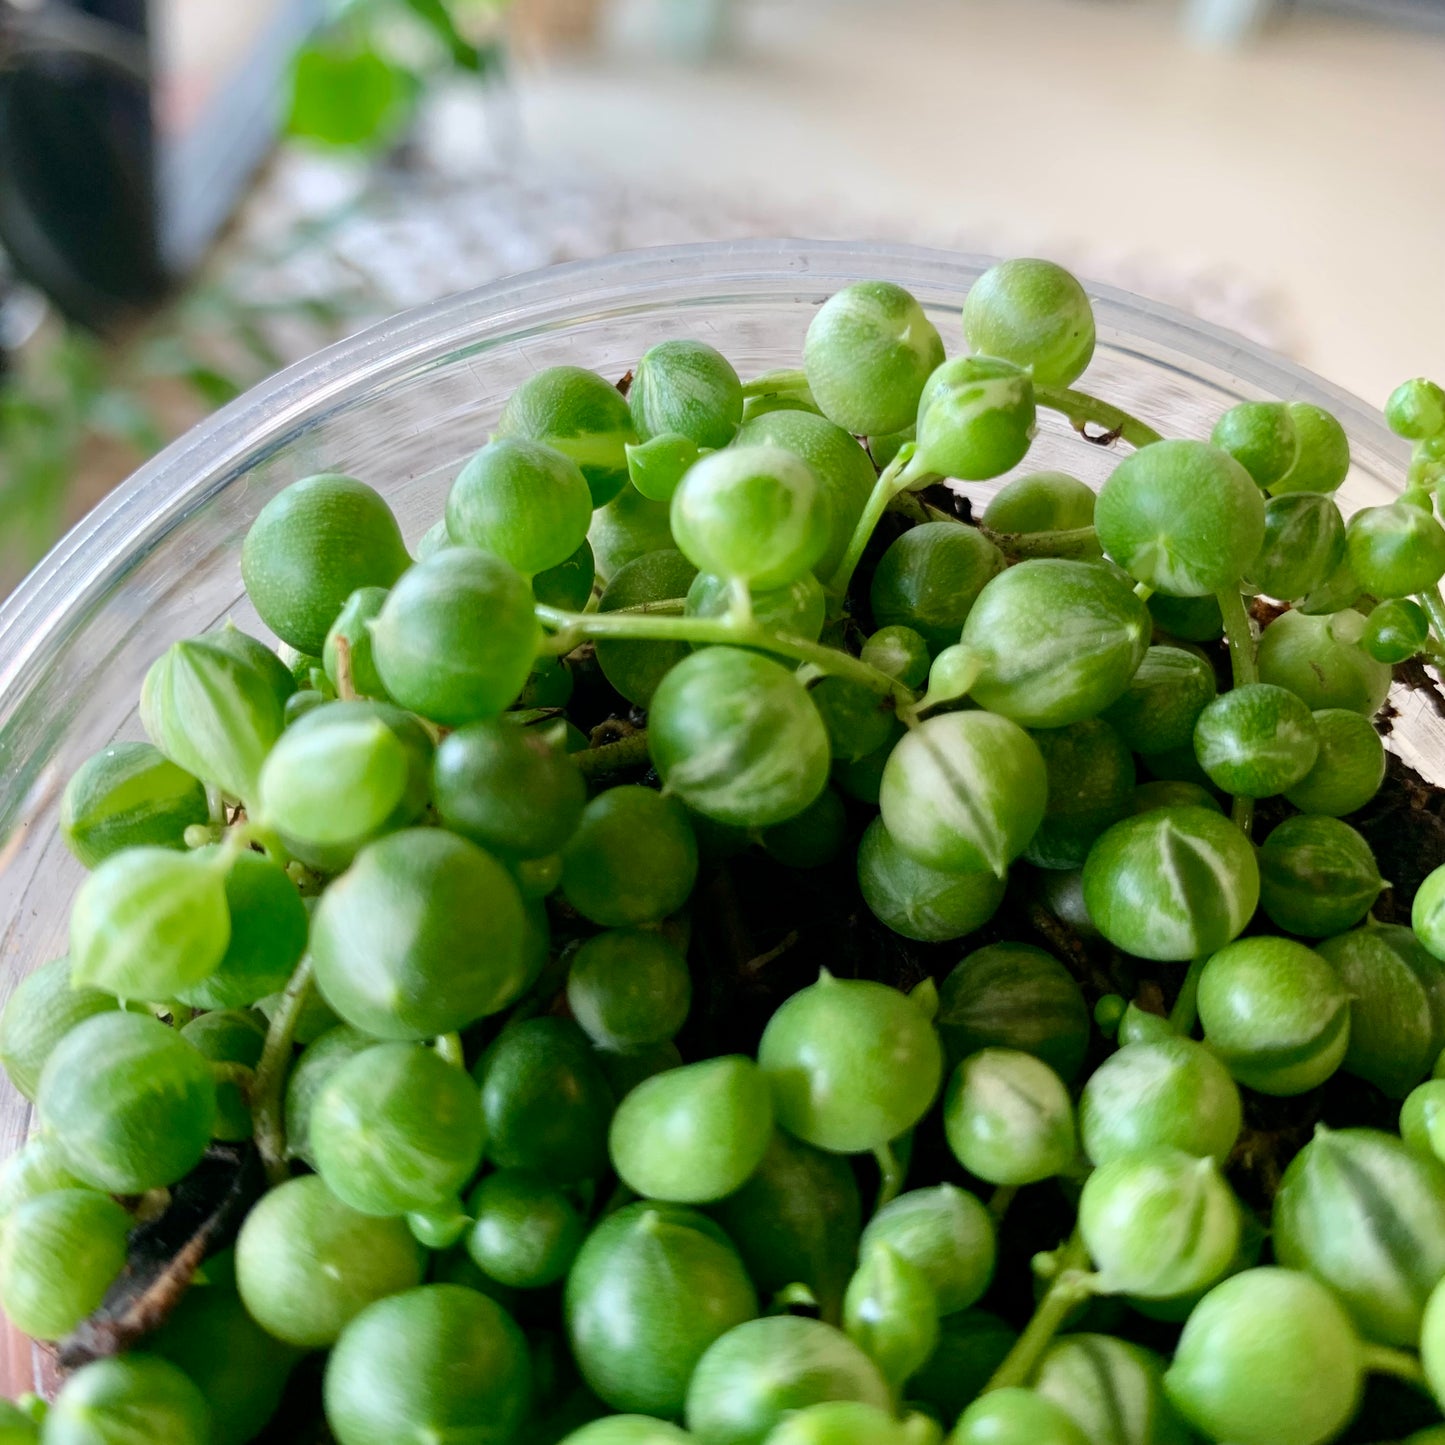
(510, 0), (1445, 405)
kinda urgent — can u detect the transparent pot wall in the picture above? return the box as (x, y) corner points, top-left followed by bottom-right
(0, 241), (1425, 1385)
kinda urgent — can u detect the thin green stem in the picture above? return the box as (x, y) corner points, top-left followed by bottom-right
(209, 1061), (257, 1092)
(574, 731), (652, 779)
(740, 367), (808, 399)
(1216, 587), (1259, 688)
(728, 575), (755, 629)
(1168, 954), (1209, 1037)
(1362, 1344), (1429, 1390)
(608, 597), (688, 617)
(1215, 586), (1260, 837)
(1231, 794), (1255, 835)
(1417, 586), (1445, 650)
(228, 819), (291, 867)
(872, 1139), (907, 1212)
(827, 447), (934, 603)
(535, 604), (916, 708)
(988, 1185), (1018, 1222)
(907, 645), (985, 721)
(1033, 385), (1164, 450)
(985, 1231), (1094, 1392)
(252, 957), (315, 1186)
(982, 524), (1101, 560)
(433, 1033), (465, 1068)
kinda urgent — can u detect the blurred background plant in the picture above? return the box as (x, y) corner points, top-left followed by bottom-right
(0, 0), (514, 588)
(2, 0), (1443, 596)
(286, 0), (508, 149)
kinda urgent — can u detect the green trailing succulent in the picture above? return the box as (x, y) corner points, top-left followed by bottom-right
(9, 259), (1445, 1445)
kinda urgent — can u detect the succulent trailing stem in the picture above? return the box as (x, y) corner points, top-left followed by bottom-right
(1215, 586), (1260, 836)
(251, 957), (316, 1186)
(1033, 385), (1165, 450)
(872, 1139), (907, 1213)
(574, 731), (653, 779)
(1418, 586), (1445, 658)
(1168, 954), (1210, 1037)
(536, 604), (916, 709)
(826, 446), (935, 604)
(433, 1033), (465, 1069)
(984, 1229), (1095, 1392)
(1361, 1343), (1429, 1391)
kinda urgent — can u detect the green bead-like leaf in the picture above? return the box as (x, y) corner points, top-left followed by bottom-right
(1079, 1037), (1242, 1166)
(878, 711), (1047, 878)
(1246, 492), (1346, 601)
(1101, 646), (1217, 755)
(1257, 816), (1383, 939)
(869, 522), (1003, 653)
(733, 411), (876, 582)
(260, 710), (410, 847)
(856, 818), (1008, 945)
(1082, 806), (1259, 962)
(959, 560), (1151, 729)
(631, 340), (743, 450)
(963, 259), (1096, 388)
(953, 1389), (1090, 1445)
(758, 974), (943, 1156)
(1197, 936), (1350, 1097)
(1274, 1127), (1445, 1346)
(1096, 440), (1265, 597)
(936, 942), (1090, 1082)
(0, 1188), (131, 1341)
(627, 433), (703, 503)
(860, 1185), (996, 1319)
(38, 1011), (218, 1193)
(803, 282), (944, 437)
(1039, 1334), (1190, 1445)
(1256, 609), (1391, 716)
(1079, 1149), (1240, 1300)
(68, 845), (231, 999)
(684, 1315), (889, 1445)
(60, 740), (209, 869)
(0, 957), (119, 1102)
(912, 356), (1037, 482)
(241, 475), (410, 655)
(141, 638), (284, 805)
(708, 1133), (863, 1328)
(1193, 683), (1320, 799)
(323, 586), (391, 700)
(564, 1203), (758, 1417)
(943, 1048), (1077, 1186)
(609, 1056), (773, 1206)
(843, 1241), (939, 1391)
(1163, 1270), (1361, 1445)
(1316, 923), (1445, 1099)
(1268, 403), (1350, 495)
(1025, 718), (1136, 870)
(648, 647), (831, 830)
(497, 365), (638, 509)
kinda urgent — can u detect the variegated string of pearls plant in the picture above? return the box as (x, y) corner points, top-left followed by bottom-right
(5, 258), (1445, 1445)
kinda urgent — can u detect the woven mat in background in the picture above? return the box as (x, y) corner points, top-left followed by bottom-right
(208, 149), (1296, 373)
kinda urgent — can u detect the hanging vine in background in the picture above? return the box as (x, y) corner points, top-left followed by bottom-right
(287, 0), (511, 150)
(0, 0), (511, 593)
